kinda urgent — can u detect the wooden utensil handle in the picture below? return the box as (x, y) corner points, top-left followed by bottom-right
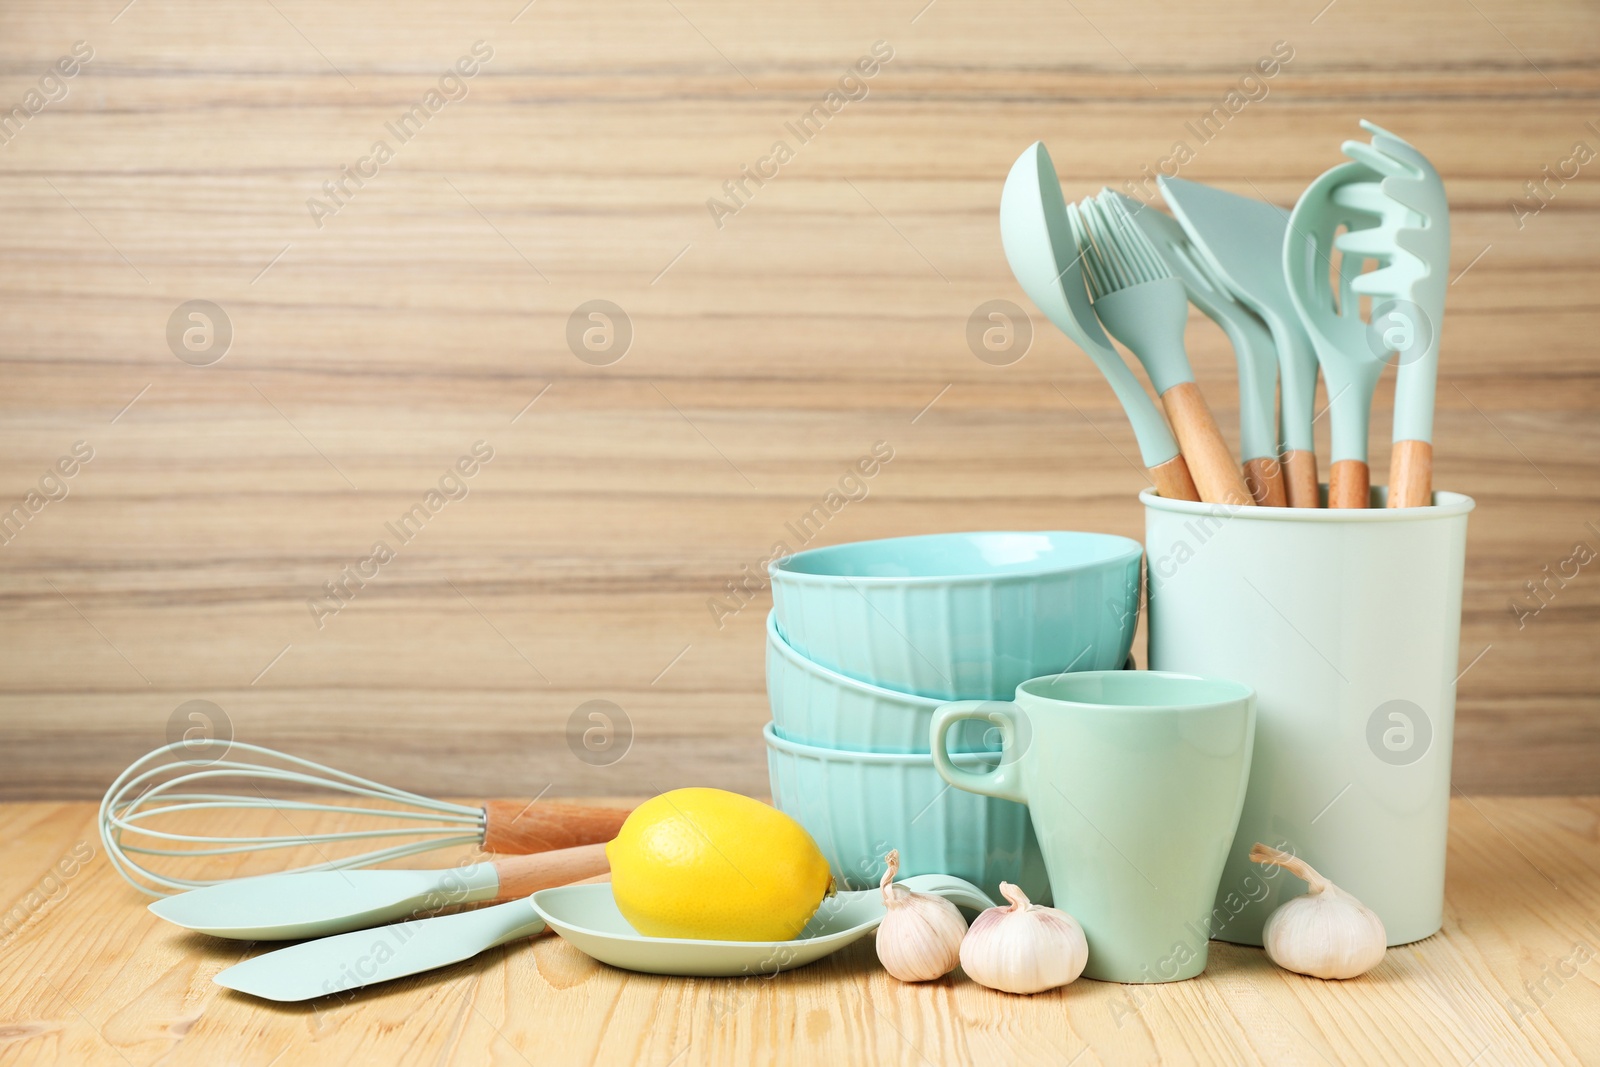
(1160, 382), (1253, 506)
(1328, 459), (1370, 509)
(1388, 440), (1432, 508)
(1149, 455), (1200, 501)
(490, 843), (611, 901)
(1243, 457), (1287, 507)
(1282, 449), (1320, 508)
(481, 800), (631, 854)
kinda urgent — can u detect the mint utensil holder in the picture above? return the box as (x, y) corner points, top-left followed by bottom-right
(1142, 487), (1474, 946)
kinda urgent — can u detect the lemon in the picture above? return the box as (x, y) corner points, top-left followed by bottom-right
(607, 787), (833, 941)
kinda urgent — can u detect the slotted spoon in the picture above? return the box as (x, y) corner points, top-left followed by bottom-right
(1284, 160), (1391, 507)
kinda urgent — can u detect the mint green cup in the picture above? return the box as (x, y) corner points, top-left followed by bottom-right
(931, 671), (1255, 983)
(770, 531), (1142, 700)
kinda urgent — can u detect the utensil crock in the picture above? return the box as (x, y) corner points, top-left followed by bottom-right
(1143, 486), (1474, 946)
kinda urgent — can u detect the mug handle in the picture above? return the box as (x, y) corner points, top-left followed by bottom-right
(930, 700), (1027, 805)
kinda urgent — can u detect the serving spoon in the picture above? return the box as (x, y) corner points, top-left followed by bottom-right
(1000, 142), (1199, 501)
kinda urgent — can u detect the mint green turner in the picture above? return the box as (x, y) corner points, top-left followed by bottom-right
(1159, 176), (1323, 508)
(211, 876), (996, 1001)
(1118, 194), (1286, 507)
(1000, 142), (1200, 502)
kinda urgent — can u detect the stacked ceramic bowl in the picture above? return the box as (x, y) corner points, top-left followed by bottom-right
(764, 531), (1144, 902)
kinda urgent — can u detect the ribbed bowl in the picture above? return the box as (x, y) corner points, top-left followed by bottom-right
(766, 612), (999, 753)
(765, 723), (1050, 903)
(770, 531), (1142, 700)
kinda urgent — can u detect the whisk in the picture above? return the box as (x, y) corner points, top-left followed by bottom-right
(100, 740), (630, 896)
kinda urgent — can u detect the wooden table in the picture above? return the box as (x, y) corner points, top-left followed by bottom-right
(3, 796), (1598, 1065)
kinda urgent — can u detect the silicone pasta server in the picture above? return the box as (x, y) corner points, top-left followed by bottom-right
(1000, 143), (1200, 501)
(1339, 120), (1449, 507)
(1070, 192), (1253, 506)
(1159, 176), (1323, 507)
(1283, 160), (1391, 508)
(1118, 193), (1286, 506)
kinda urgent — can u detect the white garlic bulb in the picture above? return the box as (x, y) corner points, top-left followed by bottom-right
(959, 882), (1087, 994)
(1251, 843), (1386, 980)
(874, 850), (967, 982)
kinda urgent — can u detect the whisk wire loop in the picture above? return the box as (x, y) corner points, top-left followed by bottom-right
(99, 741), (491, 896)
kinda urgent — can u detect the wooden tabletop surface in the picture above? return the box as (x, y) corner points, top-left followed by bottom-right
(2, 795), (1598, 1066)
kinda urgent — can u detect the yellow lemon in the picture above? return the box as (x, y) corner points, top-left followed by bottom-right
(607, 787), (833, 941)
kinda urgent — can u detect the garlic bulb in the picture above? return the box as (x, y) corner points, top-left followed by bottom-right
(874, 850), (967, 982)
(959, 882), (1087, 994)
(1250, 843), (1386, 980)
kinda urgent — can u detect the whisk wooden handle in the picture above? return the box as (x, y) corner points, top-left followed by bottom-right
(1160, 382), (1253, 506)
(481, 800), (632, 854)
(490, 843), (611, 901)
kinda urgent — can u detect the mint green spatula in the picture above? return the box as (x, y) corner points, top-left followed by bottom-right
(1118, 194), (1286, 506)
(150, 843), (609, 940)
(214, 876), (997, 1001)
(1159, 176), (1323, 507)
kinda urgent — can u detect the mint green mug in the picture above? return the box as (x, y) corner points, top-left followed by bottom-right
(931, 670), (1255, 982)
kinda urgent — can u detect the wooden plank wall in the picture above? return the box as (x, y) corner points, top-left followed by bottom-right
(0, 0), (1595, 798)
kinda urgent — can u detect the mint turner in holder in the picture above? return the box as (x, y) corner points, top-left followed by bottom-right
(1159, 175), (1324, 508)
(1113, 192), (1285, 506)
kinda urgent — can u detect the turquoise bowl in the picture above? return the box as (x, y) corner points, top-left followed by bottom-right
(764, 723), (1050, 904)
(766, 612), (998, 753)
(769, 531), (1142, 700)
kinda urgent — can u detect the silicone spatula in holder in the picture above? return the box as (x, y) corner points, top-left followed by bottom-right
(1159, 176), (1324, 508)
(1121, 194), (1286, 506)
